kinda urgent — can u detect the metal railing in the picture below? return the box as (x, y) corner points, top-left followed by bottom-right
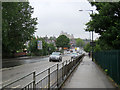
(2, 54), (84, 89)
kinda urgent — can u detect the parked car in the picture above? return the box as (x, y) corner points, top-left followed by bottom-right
(49, 52), (62, 62)
(71, 53), (79, 59)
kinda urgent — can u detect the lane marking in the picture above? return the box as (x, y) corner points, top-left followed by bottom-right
(11, 85), (21, 88)
(0, 79), (11, 85)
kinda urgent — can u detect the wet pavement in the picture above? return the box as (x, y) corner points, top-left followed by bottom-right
(62, 56), (115, 88)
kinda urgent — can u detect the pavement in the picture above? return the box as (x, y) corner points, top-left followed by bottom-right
(62, 55), (115, 88)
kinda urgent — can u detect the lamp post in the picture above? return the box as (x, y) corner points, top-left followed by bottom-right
(79, 9), (94, 61)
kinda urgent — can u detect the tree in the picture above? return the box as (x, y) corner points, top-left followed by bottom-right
(28, 37), (56, 56)
(2, 2), (37, 57)
(76, 38), (85, 47)
(28, 37), (38, 55)
(56, 35), (70, 49)
(48, 43), (56, 54)
(84, 43), (92, 52)
(28, 37), (47, 56)
(86, 2), (120, 50)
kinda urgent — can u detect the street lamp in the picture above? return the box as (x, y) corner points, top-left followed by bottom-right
(79, 9), (94, 61)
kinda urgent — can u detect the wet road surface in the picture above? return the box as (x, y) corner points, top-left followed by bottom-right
(2, 56), (49, 68)
(1, 54), (71, 88)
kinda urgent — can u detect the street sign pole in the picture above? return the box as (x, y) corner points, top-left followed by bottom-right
(91, 10), (94, 61)
(79, 9), (94, 61)
(92, 30), (93, 61)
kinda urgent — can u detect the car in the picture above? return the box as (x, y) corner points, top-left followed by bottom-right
(71, 53), (79, 59)
(66, 50), (70, 54)
(77, 52), (82, 56)
(49, 52), (62, 62)
(67, 49), (69, 51)
(70, 49), (73, 52)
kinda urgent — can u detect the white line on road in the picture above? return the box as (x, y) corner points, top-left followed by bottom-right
(11, 85), (21, 88)
(0, 79), (11, 85)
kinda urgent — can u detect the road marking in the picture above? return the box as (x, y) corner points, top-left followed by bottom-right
(0, 79), (11, 85)
(11, 85), (21, 88)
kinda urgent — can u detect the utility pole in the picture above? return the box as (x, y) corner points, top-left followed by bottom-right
(79, 9), (94, 61)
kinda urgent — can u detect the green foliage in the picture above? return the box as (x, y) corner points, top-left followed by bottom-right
(2, 2), (37, 57)
(84, 43), (92, 52)
(86, 2), (120, 50)
(56, 35), (70, 48)
(76, 38), (85, 47)
(93, 40), (102, 52)
(84, 40), (102, 52)
(48, 43), (56, 54)
(28, 37), (56, 56)
(28, 37), (38, 55)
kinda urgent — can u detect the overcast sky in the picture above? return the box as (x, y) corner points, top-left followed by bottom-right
(29, 0), (100, 40)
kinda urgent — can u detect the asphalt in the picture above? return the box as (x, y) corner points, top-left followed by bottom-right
(3, 55), (49, 61)
(1, 55), (71, 88)
(62, 56), (115, 88)
(2, 55), (50, 69)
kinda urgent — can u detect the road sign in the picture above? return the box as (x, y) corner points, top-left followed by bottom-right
(38, 40), (42, 50)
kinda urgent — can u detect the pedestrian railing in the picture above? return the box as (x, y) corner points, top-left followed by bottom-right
(94, 50), (120, 85)
(2, 54), (84, 89)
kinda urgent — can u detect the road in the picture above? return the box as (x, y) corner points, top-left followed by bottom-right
(1, 54), (71, 88)
(2, 56), (49, 68)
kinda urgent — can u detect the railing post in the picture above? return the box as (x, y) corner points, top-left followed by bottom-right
(75, 57), (77, 64)
(69, 59), (70, 70)
(33, 71), (36, 89)
(62, 62), (64, 80)
(66, 60), (68, 75)
(57, 64), (59, 87)
(71, 59), (73, 68)
(73, 59), (74, 66)
(48, 68), (50, 89)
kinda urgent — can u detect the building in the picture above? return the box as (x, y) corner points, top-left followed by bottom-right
(60, 31), (74, 39)
(43, 35), (56, 46)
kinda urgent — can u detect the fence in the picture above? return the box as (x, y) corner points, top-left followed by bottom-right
(2, 54), (84, 89)
(94, 50), (120, 85)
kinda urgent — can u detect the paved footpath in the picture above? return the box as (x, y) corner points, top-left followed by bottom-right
(62, 56), (115, 88)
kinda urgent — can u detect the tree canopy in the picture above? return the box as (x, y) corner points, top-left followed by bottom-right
(86, 2), (120, 50)
(27, 37), (55, 56)
(2, 2), (37, 57)
(76, 38), (85, 47)
(84, 43), (92, 52)
(56, 35), (70, 48)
